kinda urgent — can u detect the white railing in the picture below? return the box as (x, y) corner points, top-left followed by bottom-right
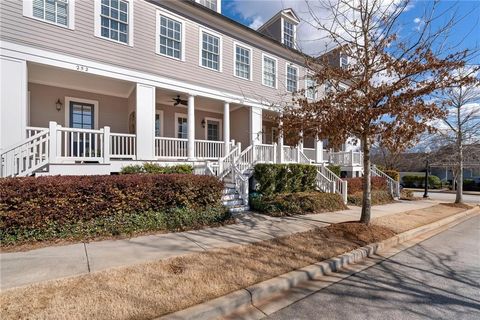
(255, 144), (275, 163)
(298, 150), (312, 164)
(283, 146), (298, 163)
(110, 133), (136, 159)
(316, 163), (348, 204)
(56, 126), (105, 162)
(1, 130), (50, 177)
(155, 137), (188, 159)
(329, 151), (363, 166)
(26, 126), (48, 138)
(237, 145), (254, 173)
(195, 140), (224, 159)
(303, 148), (315, 161)
(323, 150), (330, 162)
(371, 165), (400, 198)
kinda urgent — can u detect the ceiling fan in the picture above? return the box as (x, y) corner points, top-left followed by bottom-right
(172, 95), (188, 106)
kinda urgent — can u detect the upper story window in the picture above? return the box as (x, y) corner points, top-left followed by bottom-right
(156, 11), (184, 60)
(340, 54), (349, 68)
(286, 64), (298, 92)
(23, 0), (75, 29)
(198, 0), (217, 11)
(94, 0), (133, 46)
(283, 19), (295, 48)
(305, 74), (317, 100)
(234, 43), (252, 80)
(200, 29), (222, 71)
(262, 54), (277, 88)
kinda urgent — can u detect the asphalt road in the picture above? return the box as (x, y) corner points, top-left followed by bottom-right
(267, 215), (480, 320)
(412, 191), (480, 204)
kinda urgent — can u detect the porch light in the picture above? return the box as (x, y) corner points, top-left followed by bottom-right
(201, 119), (206, 128)
(55, 98), (63, 112)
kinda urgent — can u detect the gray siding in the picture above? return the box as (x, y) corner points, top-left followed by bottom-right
(1, 0), (306, 105)
(258, 18), (282, 44)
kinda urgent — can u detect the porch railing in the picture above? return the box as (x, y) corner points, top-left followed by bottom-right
(329, 151), (363, 166)
(283, 146), (298, 163)
(195, 140), (224, 159)
(255, 143), (276, 163)
(155, 137), (188, 159)
(110, 133), (136, 159)
(56, 126), (105, 162)
(26, 126), (48, 138)
(303, 148), (315, 161)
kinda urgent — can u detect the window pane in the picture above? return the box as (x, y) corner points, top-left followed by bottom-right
(201, 32), (220, 70)
(158, 15), (182, 59)
(100, 0), (129, 43)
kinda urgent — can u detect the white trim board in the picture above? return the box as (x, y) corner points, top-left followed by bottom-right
(203, 116), (222, 140)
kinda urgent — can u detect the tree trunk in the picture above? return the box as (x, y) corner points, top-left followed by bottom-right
(455, 130), (463, 203)
(360, 136), (371, 224)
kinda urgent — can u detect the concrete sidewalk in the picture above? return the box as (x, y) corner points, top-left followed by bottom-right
(0, 200), (438, 290)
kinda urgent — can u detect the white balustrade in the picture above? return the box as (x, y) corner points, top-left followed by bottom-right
(303, 148), (316, 161)
(195, 140), (224, 159)
(329, 151), (363, 166)
(26, 126), (48, 138)
(283, 146), (298, 163)
(255, 144), (275, 163)
(110, 133), (136, 159)
(155, 137), (188, 159)
(56, 126), (105, 162)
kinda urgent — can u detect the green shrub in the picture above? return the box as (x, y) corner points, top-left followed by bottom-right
(253, 164), (317, 196)
(250, 192), (347, 216)
(327, 165), (341, 177)
(0, 174), (226, 245)
(120, 163), (193, 175)
(463, 179), (480, 191)
(346, 177), (388, 194)
(347, 191), (394, 206)
(402, 175), (441, 189)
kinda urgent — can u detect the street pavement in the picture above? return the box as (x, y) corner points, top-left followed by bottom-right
(267, 215), (480, 320)
(413, 191), (480, 204)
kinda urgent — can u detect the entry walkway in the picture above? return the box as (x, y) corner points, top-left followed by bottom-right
(0, 200), (437, 290)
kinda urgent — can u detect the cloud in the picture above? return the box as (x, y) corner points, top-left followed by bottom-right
(413, 17), (425, 30)
(249, 16), (265, 29)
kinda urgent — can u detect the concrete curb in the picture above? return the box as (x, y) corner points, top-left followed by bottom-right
(159, 206), (479, 320)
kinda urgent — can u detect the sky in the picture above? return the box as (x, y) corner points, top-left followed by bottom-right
(221, 0), (480, 62)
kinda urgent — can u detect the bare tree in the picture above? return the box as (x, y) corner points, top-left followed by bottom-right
(281, 0), (478, 224)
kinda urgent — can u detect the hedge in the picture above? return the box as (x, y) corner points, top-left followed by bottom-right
(463, 179), (480, 191)
(347, 191), (394, 206)
(383, 170), (400, 181)
(402, 175), (441, 189)
(346, 176), (388, 195)
(250, 192), (347, 216)
(327, 165), (341, 177)
(121, 163), (193, 174)
(253, 164), (317, 196)
(0, 174), (227, 245)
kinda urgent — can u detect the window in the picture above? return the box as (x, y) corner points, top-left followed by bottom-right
(155, 111), (164, 137)
(24, 0), (74, 29)
(198, 0), (218, 12)
(157, 13), (183, 60)
(283, 19), (295, 48)
(176, 114), (188, 139)
(206, 119), (221, 141)
(286, 64), (298, 92)
(200, 30), (221, 71)
(234, 43), (252, 80)
(95, 0), (133, 45)
(340, 54), (349, 68)
(70, 102), (94, 129)
(262, 54), (277, 88)
(305, 74), (317, 99)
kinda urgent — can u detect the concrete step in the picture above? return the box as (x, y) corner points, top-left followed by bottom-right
(221, 193), (240, 201)
(225, 183), (236, 189)
(228, 205), (250, 213)
(223, 188), (236, 195)
(223, 199), (244, 206)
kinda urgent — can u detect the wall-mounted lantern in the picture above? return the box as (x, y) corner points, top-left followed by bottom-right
(55, 98), (63, 112)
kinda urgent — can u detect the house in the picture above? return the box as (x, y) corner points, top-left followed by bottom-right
(1, 0), (379, 208)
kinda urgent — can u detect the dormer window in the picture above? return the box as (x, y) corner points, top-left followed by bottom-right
(283, 20), (295, 48)
(340, 54), (349, 68)
(196, 0), (221, 13)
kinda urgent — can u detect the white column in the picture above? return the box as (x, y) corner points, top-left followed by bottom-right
(103, 126), (111, 164)
(249, 106), (262, 146)
(223, 101), (230, 155)
(48, 121), (58, 162)
(187, 95), (195, 160)
(276, 118), (284, 164)
(135, 83), (155, 160)
(314, 137), (324, 163)
(0, 57), (27, 152)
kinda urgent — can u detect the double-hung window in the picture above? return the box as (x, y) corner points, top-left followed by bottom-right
(283, 19), (295, 48)
(157, 13), (183, 60)
(198, 0), (218, 12)
(176, 114), (188, 139)
(286, 64), (298, 92)
(262, 54), (277, 88)
(200, 30), (221, 71)
(24, 0), (74, 29)
(305, 74), (317, 100)
(97, 0), (131, 45)
(234, 43), (252, 80)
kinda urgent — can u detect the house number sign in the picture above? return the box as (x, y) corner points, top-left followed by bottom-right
(75, 65), (89, 72)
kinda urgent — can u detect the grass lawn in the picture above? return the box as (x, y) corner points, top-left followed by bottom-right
(0, 204), (472, 320)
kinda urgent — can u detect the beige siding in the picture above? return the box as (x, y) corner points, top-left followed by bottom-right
(230, 107), (250, 148)
(259, 18), (282, 44)
(1, 0), (306, 105)
(28, 83), (129, 133)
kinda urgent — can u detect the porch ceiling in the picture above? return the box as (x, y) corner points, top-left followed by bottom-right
(28, 62), (135, 98)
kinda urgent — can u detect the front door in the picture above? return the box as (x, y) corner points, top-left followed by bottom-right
(70, 101), (95, 157)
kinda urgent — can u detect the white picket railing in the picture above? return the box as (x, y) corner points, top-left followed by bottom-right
(298, 150), (312, 164)
(155, 137), (188, 159)
(26, 126), (48, 138)
(283, 146), (298, 163)
(316, 163), (348, 204)
(195, 140), (224, 159)
(303, 148), (315, 161)
(110, 133), (136, 159)
(237, 145), (254, 173)
(56, 126), (105, 162)
(371, 165), (400, 198)
(329, 151), (363, 166)
(255, 144), (275, 163)
(217, 143), (241, 179)
(1, 130), (50, 177)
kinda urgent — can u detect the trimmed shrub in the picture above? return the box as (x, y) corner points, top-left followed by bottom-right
(327, 165), (341, 177)
(120, 163), (193, 175)
(463, 179), (480, 191)
(347, 190), (394, 206)
(400, 189), (417, 200)
(402, 175), (442, 189)
(383, 169), (400, 181)
(0, 174), (226, 245)
(253, 164), (317, 196)
(250, 192), (347, 216)
(346, 176), (388, 195)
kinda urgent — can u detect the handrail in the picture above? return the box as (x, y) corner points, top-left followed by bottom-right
(371, 165), (400, 198)
(298, 150), (312, 164)
(315, 163), (348, 204)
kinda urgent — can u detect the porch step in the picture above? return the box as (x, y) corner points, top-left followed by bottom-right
(228, 205), (250, 213)
(225, 182), (236, 189)
(222, 193), (240, 201)
(223, 188), (237, 195)
(222, 198), (244, 206)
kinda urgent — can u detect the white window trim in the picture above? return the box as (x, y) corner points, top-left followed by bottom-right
(233, 41), (253, 81)
(261, 53), (278, 89)
(94, 0), (134, 47)
(155, 8), (186, 62)
(285, 62), (299, 93)
(174, 112), (188, 139)
(23, 0), (76, 30)
(195, 0), (221, 13)
(305, 71), (317, 100)
(155, 109), (164, 137)
(280, 16), (296, 49)
(64, 96), (99, 129)
(198, 27), (223, 73)
(203, 117), (222, 140)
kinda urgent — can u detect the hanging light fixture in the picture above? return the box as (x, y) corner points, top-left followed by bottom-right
(55, 98), (63, 112)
